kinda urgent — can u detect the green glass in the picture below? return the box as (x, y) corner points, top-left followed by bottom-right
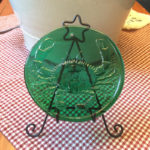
(24, 27), (125, 122)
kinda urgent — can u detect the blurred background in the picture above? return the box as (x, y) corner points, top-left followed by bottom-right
(0, 0), (149, 16)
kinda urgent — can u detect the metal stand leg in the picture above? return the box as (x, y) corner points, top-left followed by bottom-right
(102, 114), (123, 138)
(26, 114), (48, 138)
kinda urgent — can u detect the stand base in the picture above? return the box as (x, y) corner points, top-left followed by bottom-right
(26, 114), (124, 138)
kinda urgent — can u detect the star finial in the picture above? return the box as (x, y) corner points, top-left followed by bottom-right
(63, 15), (90, 28)
(63, 15), (90, 42)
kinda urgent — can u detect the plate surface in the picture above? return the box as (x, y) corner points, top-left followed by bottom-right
(24, 27), (124, 122)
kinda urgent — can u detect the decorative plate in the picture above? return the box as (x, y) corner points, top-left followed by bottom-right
(25, 20), (124, 122)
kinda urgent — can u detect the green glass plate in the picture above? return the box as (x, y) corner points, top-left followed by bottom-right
(24, 27), (125, 122)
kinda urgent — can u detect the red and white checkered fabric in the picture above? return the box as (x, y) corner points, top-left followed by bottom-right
(0, 17), (150, 149)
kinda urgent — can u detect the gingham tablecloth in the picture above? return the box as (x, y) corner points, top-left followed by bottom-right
(0, 16), (150, 150)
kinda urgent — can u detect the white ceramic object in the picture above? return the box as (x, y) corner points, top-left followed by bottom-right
(9, 0), (135, 50)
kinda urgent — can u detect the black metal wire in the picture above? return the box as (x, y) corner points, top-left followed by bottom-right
(89, 108), (96, 122)
(63, 15), (90, 28)
(56, 109), (60, 123)
(48, 41), (75, 114)
(26, 114), (48, 138)
(75, 40), (102, 121)
(102, 114), (123, 138)
(63, 14), (90, 43)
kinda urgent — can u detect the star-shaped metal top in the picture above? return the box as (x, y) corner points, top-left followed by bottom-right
(63, 15), (91, 43)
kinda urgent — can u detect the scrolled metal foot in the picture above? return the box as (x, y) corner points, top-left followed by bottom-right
(26, 114), (48, 138)
(102, 114), (123, 138)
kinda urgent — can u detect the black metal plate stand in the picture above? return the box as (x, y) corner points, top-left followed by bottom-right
(25, 15), (124, 138)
